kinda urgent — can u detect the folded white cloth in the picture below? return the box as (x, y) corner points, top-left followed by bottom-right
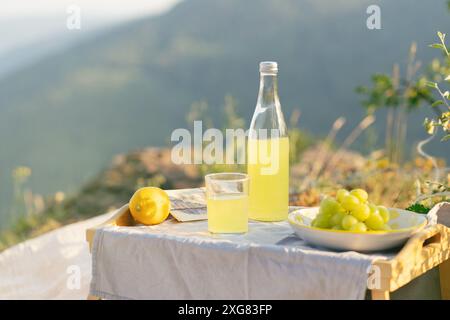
(90, 216), (392, 300)
(427, 202), (450, 227)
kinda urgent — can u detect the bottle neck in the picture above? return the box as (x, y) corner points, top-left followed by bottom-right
(257, 73), (279, 108)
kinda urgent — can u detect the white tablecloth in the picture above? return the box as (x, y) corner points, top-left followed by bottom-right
(89, 211), (391, 300)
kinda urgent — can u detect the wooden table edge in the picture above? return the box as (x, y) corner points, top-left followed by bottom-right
(371, 223), (450, 300)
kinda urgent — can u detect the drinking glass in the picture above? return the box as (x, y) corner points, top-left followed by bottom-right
(205, 173), (249, 233)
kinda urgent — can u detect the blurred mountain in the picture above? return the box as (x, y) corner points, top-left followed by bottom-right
(0, 0), (449, 225)
(0, 16), (126, 79)
(0, 34), (79, 79)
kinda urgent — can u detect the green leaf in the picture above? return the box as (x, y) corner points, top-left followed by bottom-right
(438, 31), (446, 41)
(429, 43), (444, 49)
(425, 81), (438, 89)
(445, 75), (450, 81)
(442, 134), (450, 141)
(405, 203), (430, 214)
(431, 100), (444, 107)
(444, 91), (450, 99)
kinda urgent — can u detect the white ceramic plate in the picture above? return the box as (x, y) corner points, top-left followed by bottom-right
(288, 207), (427, 252)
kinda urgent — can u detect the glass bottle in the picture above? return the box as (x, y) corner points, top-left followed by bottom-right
(247, 61), (289, 221)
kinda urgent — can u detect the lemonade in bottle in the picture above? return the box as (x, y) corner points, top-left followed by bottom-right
(247, 62), (289, 221)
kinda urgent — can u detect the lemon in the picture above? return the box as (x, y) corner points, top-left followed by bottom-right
(129, 187), (170, 225)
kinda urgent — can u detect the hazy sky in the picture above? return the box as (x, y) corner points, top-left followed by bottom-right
(0, 0), (181, 55)
(0, 0), (181, 76)
(0, 0), (180, 19)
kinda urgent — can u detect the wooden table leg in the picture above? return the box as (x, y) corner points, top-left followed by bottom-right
(371, 289), (390, 300)
(440, 258), (450, 300)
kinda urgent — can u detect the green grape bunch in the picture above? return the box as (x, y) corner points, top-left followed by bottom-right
(311, 188), (399, 232)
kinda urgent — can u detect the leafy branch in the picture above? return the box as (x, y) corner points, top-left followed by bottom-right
(356, 43), (433, 163)
(424, 31), (450, 141)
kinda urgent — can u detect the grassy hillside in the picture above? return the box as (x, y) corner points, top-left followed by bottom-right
(1, 0), (449, 226)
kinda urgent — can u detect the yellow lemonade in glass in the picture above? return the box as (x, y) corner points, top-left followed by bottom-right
(247, 136), (289, 221)
(207, 193), (249, 233)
